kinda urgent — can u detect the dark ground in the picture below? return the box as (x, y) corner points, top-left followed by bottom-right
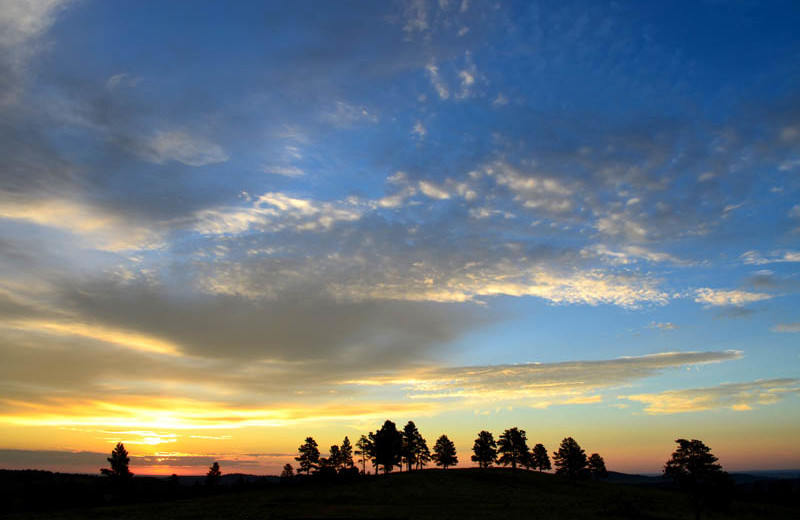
(4, 468), (798, 519)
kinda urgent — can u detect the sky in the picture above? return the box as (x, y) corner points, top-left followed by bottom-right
(0, 0), (799, 476)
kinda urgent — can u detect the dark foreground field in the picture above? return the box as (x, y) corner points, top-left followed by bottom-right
(8, 468), (798, 520)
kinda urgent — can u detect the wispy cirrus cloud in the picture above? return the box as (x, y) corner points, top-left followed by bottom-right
(105, 73), (142, 90)
(621, 379), (800, 414)
(344, 350), (742, 405)
(771, 323), (800, 333)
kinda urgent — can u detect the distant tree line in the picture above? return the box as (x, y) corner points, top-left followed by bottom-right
(289, 420), (608, 481)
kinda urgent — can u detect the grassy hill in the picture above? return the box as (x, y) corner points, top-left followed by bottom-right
(8, 468), (798, 520)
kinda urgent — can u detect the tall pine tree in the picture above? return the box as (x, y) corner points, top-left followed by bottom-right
(432, 434), (458, 469)
(295, 437), (320, 475)
(497, 428), (531, 471)
(531, 443), (551, 472)
(471, 430), (497, 469)
(100, 442), (133, 480)
(553, 437), (588, 480)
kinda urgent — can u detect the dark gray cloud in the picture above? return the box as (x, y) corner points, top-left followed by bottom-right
(0, 449), (107, 470)
(54, 278), (487, 363)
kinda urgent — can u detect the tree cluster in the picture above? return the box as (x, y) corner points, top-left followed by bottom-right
(291, 423), (608, 481)
(294, 435), (357, 477)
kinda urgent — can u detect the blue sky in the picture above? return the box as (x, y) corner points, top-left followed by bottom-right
(0, 0), (798, 474)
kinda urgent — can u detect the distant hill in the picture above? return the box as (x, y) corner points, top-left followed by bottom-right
(5, 467), (798, 520)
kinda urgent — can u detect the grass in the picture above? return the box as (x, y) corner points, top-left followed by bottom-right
(8, 468), (798, 520)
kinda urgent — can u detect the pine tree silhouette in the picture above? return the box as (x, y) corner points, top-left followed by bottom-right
(432, 434), (458, 469)
(100, 442), (133, 480)
(471, 430), (497, 469)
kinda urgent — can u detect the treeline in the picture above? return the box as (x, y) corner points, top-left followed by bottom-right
(288, 420), (608, 481)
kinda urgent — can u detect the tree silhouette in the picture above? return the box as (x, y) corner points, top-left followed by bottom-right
(553, 437), (588, 480)
(531, 443), (551, 472)
(295, 437), (320, 475)
(664, 438), (724, 485)
(416, 437), (431, 470)
(354, 434), (373, 475)
(587, 453), (608, 479)
(664, 439), (733, 518)
(432, 434), (458, 469)
(497, 428), (531, 471)
(371, 420), (403, 474)
(100, 442), (133, 480)
(471, 430), (497, 469)
(328, 445), (342, 471)
(340, 436), (354, 469)
(280, 463), (294, 481)
(206, 462), (221, 486)
(401, 421), (427, 471)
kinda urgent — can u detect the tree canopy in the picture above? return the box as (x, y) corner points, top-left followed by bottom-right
(328, 445), (342, 471)
(401, 421), (428, 471)
(340, 436), (354, 469)
(587, 453), (608, 479)
(664, 439), (732, 517)
(432, 434), (458, 469)
(531, 443), (551, 472)
(471, 430), (498, 469)
(497, 427), (531, 470)
(354, 434), (373, 475)
(371, 420), (403, 473)
(553, 437), (588, 480)
(664, 438), (724, 485)
(100, 442), (133, 480)
(295, 437), (320, 475)
(206, 462), (221, 486)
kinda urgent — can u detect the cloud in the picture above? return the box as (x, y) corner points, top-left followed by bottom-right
(105, 73), (142, 90)
(584, 245), (688, 266)
(771, 323), (800, 333)
(403, 0), (429, 37)
(261, 165), (305, 177)
(412, 119), (426, 138)
(3, 319), (182, 356)
(327, 260), (670, 308)
(0, 194), (164, 252)
(378, 185), (417, 208)
(694, 288), (773, 307)
(418, 180), (450, 200)
(622, 379), (800, 414)
(0, 0), (72, 106)
(492, 93), (508, 107)
(322, 100), (378, 127)
(0, 449), (299, 472)
(487, 162), (574, 214)
(194, 192), (365, 235)
(345, 351), (742, 405)
(741, 250), (800, 265)
(648, 322), (678, 331)
(0, 396), (438, 430)
(456, 52), (477, 100)
(138, 131), (228, 166)
(426, 61), (449, 100)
